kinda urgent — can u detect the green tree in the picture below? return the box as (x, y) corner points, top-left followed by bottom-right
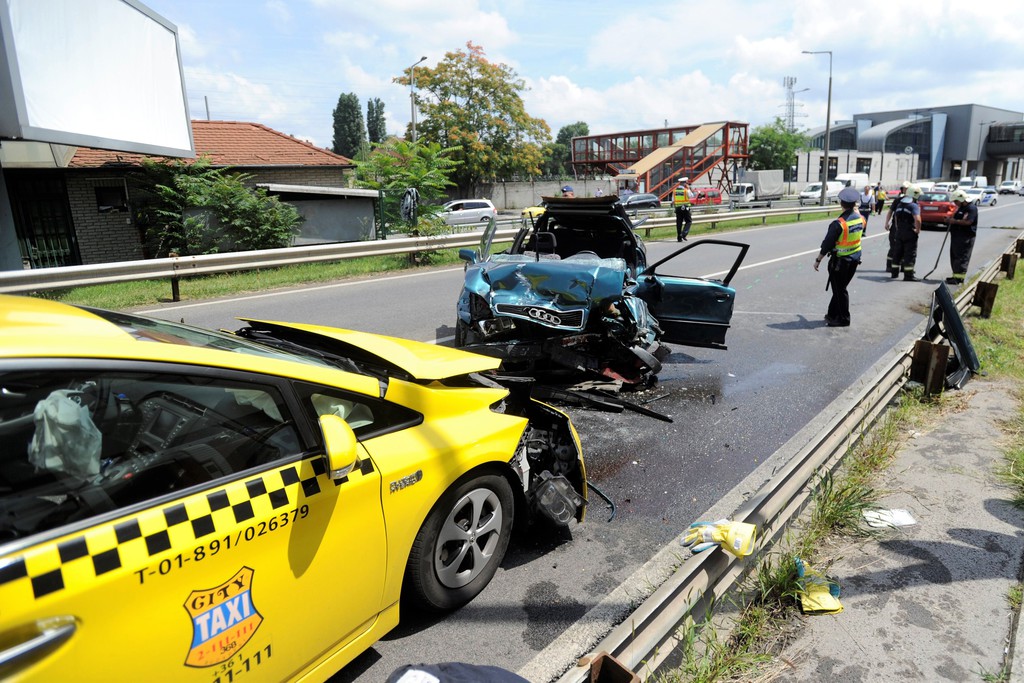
(132, 156), (302, 257)
(332, 92), (366, 158)
(353, 139), (461, 237)
(398, 42), (551, 197)
(541, 121), (589, 176)
(367, 97), (387, 145)
(748, 117), (808, 179)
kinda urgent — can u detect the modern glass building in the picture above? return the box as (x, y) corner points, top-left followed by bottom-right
(800, 104), (1024, 186)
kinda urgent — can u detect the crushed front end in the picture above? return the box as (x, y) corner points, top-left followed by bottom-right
(457, 254), (668, 383)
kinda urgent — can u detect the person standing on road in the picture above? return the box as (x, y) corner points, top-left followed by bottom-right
(858, 185), (875, 231)
(945, 189), (979, 285)
(889, 184), (923, 281)
(561, 185), (575, 198)
(674, 177), (693, 242)
(814, 186), (864, 327)
(875, 184), (888, 215)
(883, 181), (910, 272)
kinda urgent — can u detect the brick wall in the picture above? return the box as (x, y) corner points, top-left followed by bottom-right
(238, 167), (350, 188)
(66, 174), (146, 264)
(64, 166), (350, 264)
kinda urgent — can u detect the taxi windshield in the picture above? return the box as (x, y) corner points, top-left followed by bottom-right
(84, 307), (330, 368)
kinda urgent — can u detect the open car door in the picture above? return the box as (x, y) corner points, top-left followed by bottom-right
(633, 239), (749, 349)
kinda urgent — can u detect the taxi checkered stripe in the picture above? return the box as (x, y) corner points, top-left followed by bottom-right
(0, 457), (334, 601)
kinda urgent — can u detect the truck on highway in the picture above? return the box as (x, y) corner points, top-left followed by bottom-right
(730, 169), (785, 207)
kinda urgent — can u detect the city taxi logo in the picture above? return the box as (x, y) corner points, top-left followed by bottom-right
(184, 566), (263, 667)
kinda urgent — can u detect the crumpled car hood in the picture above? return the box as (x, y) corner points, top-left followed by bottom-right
(236, 318), (500, 380)
(480, 258), (627, 308)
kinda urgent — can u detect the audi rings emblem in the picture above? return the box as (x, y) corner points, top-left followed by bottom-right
(527, 307), (562, 325)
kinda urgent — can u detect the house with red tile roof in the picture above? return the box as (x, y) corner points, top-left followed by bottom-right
(3, 121), (358, 267)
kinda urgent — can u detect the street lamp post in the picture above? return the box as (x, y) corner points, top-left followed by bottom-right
(803, 50), (832, 206)
(408, 55), (427, 142)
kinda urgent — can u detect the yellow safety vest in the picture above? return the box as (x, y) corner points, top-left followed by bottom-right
(673, 185), (692, 207)
(835, 215), (864, 257)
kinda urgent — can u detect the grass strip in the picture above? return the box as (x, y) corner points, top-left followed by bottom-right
(659, 266), (1024, 682)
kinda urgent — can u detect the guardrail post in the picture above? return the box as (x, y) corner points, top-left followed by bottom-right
(972, 281), (998, 318)
(1001, 253), (1017, 280)
(910, 339), (949, 395)
(170, 277), (180, 302)
(1016, 238), (1024, 256)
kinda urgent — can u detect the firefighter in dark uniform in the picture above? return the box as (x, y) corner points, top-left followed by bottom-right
(888, 184), (922, 281)
(814, 186), (864, 327)
(883, 180), (910, 273)
(945, 188), (978, 286)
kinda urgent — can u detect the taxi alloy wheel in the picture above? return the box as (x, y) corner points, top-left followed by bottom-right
(405, 473), (514, 611)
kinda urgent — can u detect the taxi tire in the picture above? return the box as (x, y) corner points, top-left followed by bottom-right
(404, 473), (514, 612)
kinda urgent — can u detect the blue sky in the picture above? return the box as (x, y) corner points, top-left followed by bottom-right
(143, 0), (1024, 152)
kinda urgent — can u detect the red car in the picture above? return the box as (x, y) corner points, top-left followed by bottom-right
(918, 191), (956, 229)
(691, 187), (723, 206)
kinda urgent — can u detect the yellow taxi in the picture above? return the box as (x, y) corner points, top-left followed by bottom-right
(0, 296), (586, 681)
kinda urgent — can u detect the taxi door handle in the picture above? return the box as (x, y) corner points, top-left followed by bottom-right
(0, 619), (76, 669)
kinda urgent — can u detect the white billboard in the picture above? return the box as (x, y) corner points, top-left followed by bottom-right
(0, 0), (193, 157)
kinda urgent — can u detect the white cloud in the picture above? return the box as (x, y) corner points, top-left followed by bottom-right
(175, 24), (207, 60)
(264, 0), (291, 23)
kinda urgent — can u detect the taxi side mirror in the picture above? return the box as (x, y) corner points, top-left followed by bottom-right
(318, 414), (358, 479)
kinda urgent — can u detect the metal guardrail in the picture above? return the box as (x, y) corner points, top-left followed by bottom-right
(0, 203), (837, 296)
(627, 204), (837, 238)
(552, 232), (1023, 683)
(0, 229), (520, 294)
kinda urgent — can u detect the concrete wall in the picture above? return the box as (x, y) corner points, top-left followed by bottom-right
(796, 149), (920, 190)
(483, 179), (616, 210)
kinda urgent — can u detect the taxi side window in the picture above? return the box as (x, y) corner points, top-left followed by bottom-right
(294, 383), (421, 439)
(0, 369), (301, 543)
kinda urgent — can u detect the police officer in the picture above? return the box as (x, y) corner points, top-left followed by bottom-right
(674, 177), (692, 241)
(814, 186), (864, 327)
(889, 184), (922, 281)
(945, 189), (978, 285)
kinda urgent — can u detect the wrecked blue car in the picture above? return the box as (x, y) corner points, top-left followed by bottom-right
(456, 196), (748, 384)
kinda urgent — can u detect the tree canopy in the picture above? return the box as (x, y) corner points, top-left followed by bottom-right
(367, 97), (387, 145)
(542, 121), (589, 176)
(748, 118), (808, 178)
(399, 42), (550, 197)
(332, 92), (365, 159)
(353, 139), (461, 235)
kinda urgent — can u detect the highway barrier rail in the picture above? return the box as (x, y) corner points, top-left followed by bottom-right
(550, 232), (1024, 682)
(0, 205), (836, 296)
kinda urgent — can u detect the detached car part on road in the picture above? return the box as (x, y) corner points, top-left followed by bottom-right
(0, 295), (585, 681)
(456, 196), (749, 384)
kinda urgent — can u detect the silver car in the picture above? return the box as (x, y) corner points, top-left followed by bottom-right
(441, 199), (497, 226)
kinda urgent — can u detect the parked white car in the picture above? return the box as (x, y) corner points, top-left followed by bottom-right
(964, 187), (997, 206)
(998, 180), (1022, 194)
(441, 199), (497, 226)
(799, 181), (844, 205)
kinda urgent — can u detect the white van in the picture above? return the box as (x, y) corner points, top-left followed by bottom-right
(834, 172), (870, 188)
(957, 176), (989, 189)
(799, 181), (844, 205)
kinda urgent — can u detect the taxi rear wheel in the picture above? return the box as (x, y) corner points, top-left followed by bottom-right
(404, 473), (514, 611)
